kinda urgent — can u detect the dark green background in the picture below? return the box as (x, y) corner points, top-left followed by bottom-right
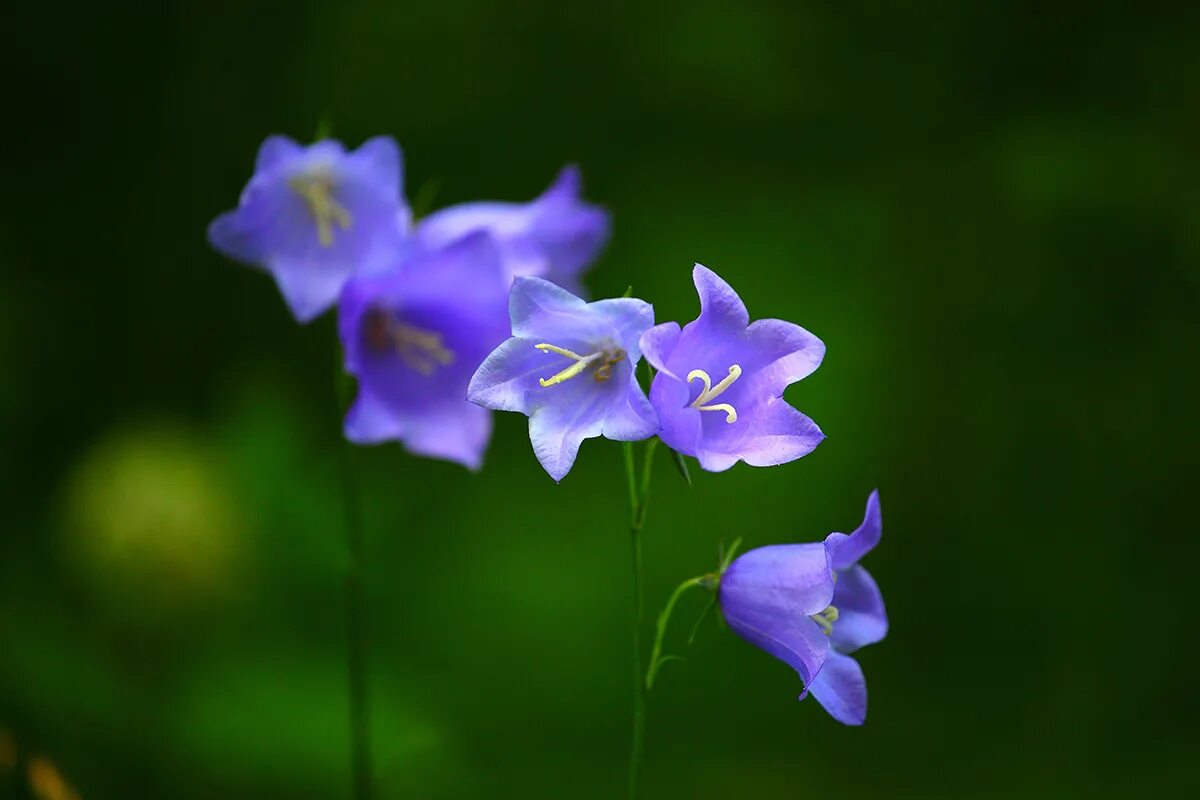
(3, 1), (1197, 798)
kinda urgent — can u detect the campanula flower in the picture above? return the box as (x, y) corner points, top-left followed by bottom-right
(338, 232), (510, 468)
(808, 490), (887, 725)
(467, 277), (657, 481)
(209, 136), (409, 322)
(718, 491), (886, 725)
(416, 166), (609, 294)
(640, 265), (825, 472)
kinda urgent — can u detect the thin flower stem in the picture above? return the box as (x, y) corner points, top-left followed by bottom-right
(334, 363), (373, 800)
(645, 575), (706, 690)
(339, 441), (373, 800)
(623, 438), (657, 800)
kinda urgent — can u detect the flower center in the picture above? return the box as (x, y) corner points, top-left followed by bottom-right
(534, 342), (626, 387)
(687, 365), (742, 423)
(289, 169), (353, 247)
(365, 309), (454, 376)
(810, 605), (839, 636)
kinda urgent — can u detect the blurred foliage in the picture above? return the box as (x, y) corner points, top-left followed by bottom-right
(2, 1), (1198, 799)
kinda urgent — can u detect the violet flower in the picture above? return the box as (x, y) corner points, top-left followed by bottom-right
(338, 232), (510, 469)
(467, 277), (657, 481)
(209, 136), (409, 322)
(718, 490), (886, 725)
(640, 265), (825, 472)
(809, 489), (887, 725)
(416, 166), (609, 294)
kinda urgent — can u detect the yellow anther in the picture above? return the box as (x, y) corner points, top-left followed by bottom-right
(687, 364), (742, 423)
(811, 605), (839, 636)
(290, 170), (353, 247)
(535, 343), (605, 387)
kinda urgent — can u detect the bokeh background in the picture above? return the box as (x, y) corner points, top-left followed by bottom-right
(3, 1), (1198, 798)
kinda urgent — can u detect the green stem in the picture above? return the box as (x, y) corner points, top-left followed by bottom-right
(623, 439), (657, 800)
(645, 576), (707, 690)
(338, 442), (373, 800)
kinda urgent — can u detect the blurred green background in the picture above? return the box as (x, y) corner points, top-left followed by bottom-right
(3, 1), (1198, 798)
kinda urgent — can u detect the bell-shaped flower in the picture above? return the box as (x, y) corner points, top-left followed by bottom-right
(415, 166), (609, 294)
(640, 265), (825, 472)
(467, 277), (657, 481)
(718, 491), (886, 725)
(338, 232), (510, 469)
(209, 136), (410, 323)
(808, 490), (888, 725)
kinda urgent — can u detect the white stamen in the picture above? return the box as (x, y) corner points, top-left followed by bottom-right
(687, 365), (742, 423)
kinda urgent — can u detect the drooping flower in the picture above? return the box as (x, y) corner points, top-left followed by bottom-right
(338, 232), (510, 468)
(808, 490), (887, 725)
(467, 277), (657, 481)
(639, 265), (825, 472)
(718, 491), (886, 725)
(209, 136), (409, 322)
(415, 166), (609, 294)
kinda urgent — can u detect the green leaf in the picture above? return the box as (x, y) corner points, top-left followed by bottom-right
(621, 285), (634, 298)
(669, 448), (692, 487)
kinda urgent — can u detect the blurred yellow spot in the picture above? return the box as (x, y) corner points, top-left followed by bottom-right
(289, 168), (352, 246)
(60, 423), (244, 625)
(0, 728), (16, 772)
(27, 755), (82, 800)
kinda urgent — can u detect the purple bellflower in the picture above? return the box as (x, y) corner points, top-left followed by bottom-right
(209, 136), (410, 323)
(338, 232), (511, 469)
(718, 491), (886, 725)
(467, 277), (658, 481)
(416, 166), (609, 294)
(809, 490), (887, 725)
(640, 265), (825, 472)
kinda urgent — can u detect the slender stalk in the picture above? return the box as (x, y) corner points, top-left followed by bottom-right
(645, 576), (706, 690)
(623, 438), (656, 800)
(338, 441), (372, 800)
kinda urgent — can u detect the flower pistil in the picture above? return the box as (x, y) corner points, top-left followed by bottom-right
(687, 364), (742, 423)
(366, 309), (454, 376)
(535, 343), (626, 386)
(289, 169), (353, 246)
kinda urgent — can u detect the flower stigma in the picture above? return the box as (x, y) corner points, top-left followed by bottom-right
(687, 365), (742, 423)
(289, 168), (353, 247)
(535, 343), (626, 387)
(810, 605), (839, 636)
(365, 309), (455, 376)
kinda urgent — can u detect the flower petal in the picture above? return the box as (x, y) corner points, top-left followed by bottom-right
(467, 337), (546, 414)
(719, 543), (835, 687)
(743, 318), (826, 395)
(639, 322), (682, 380)
(648, 372), (702, 458)
(698, 399), (824, 470)
(527, 383), (610, 482)
(600, 373), (658, 442)
(344, 389), (406, 444)
(830, 565), (888, 653)
(508, 276), (589, 338)
(589, 298), (654, 361)
(255, 135), (303, 173)
(401, 401), (493, 470)
(824, 490), (882, 571)
(345, 136), (402, 198)
(693, 264), (750, 331)
(807, 650), (868, 725)
(272, 257), (356, 323)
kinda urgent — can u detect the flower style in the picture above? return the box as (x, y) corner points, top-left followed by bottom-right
(415, 166), (609, 294)
(640, 265), (825, 472)
(338, 232), (511, 469)
(718, 491), (887, 725)
(467, 277), (658, 481)
(209, 136), (410, 322)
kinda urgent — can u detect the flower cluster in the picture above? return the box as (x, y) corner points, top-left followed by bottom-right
(208, 133), (888, 730)
(209, 136), (609, 467)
